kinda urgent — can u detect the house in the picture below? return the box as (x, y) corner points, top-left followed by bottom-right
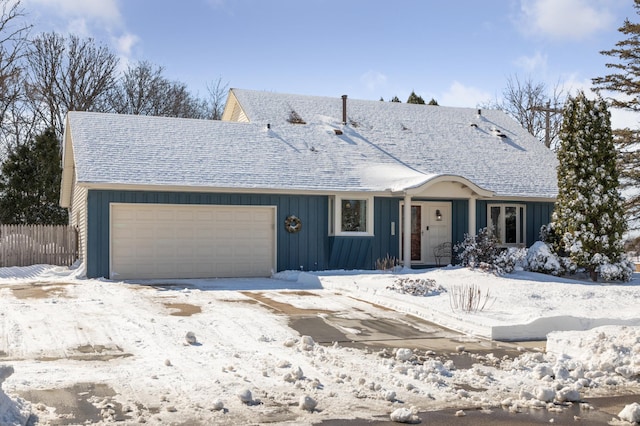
(60, 89), (558, 280)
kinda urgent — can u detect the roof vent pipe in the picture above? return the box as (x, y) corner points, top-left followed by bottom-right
(342, 95), (347, 125)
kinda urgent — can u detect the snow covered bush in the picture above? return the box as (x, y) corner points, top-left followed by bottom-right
(454, 227), (500, 270)
(454, 227), (526, 275)
(493, 247), (527, 274)
(525, 241), (563, 276)
(597, 255), (635, 282)
(386, 277), (445, 296)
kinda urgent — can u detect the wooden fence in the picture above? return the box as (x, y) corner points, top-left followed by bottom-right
(0, 225), (78, 267)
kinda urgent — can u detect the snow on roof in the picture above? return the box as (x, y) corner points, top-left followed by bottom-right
(65, 89), (558, 198)
(230, 89), (559, 198)
(66, 112), (421, 193)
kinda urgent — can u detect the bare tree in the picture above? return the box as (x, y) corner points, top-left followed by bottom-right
(206, 76), (228, 120)
(26, 32), (119, 138)
(110, 61), (168, 115)
(0, 0), (30, 152)
(483, 75), (565, 149)
(110, 60), (208, 119)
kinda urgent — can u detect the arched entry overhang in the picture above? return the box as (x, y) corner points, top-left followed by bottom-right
(393, 175), (495, 269)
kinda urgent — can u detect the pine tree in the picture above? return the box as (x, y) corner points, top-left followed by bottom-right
(390, 96), (401, 103)
(592, 0), (640, 228)
(406, 91), (425, 104)
(428, 98), (439, 106)
(0, 128), (68, 224)
(551, 91), (628, 280)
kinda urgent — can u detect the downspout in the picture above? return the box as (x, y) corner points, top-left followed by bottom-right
(403, 193), (412, 269)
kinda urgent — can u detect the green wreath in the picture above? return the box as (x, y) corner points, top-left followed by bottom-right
(285, 215), (302, 233)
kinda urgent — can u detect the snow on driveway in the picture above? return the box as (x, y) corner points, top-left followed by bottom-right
(0, 265), (638, 425)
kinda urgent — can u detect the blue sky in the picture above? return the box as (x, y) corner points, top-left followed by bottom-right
(20, 0), (638, 119)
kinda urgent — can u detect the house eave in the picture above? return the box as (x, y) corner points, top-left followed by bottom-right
(73, 182), (399, 197)
(393, 174), (495, 198)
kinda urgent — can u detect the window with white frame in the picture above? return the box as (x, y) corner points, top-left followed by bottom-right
(488, 204), (525, 246)
(329, 196), (374, 235)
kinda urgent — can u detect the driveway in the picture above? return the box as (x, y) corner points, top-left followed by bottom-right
(1, 279), (638, 425)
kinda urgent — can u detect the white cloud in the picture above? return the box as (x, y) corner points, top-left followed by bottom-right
(360, 71), (388, 92)
(556, 74), (640, 129)
(24, 0), (121, 24)
(514, 51), (548, 73)
(115, 32), (139, 58)
(66, 18), (90, 38)
(440, 81), (492, 108)
(518, 0), (615, 40)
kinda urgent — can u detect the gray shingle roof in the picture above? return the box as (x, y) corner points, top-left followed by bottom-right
(65, 89), (558, 199)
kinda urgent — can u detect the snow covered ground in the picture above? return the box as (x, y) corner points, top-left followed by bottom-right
(0, 264), (639, 425)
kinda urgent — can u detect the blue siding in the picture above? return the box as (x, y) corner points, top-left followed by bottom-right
(525, 202), (555, 246)
(86, 190), (329, 278)
(327, 197), (403, 270)
(475, 200), (555, 247)
(84, 190), (542, 278)
(372, 197), (401, 264)
(451, 199), (468, 247)
(328, 237), (373, 269)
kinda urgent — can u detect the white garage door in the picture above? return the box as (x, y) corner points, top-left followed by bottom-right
(110, 203), (276, 280)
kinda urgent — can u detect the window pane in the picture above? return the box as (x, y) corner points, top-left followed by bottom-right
(505, 207), (517, 244)
(342, 199), (366, 232)
(490, 206), (501, 241)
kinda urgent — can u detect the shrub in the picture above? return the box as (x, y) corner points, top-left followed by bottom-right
(448, 283), (495, 312)
(454, 227), (500, 269)
(494, 247), (527, 274)
(386, 277), (445, 296)
(376, 254), (399, 271)
(526, 241), (563, 276)
(596, 255), (635, 282)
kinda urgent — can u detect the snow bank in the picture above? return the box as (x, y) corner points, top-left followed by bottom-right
(311, 268), (640, 340)
(0, 366), (30, 426)
(547, 326), (640, 378)
(619, 402), (640, 423)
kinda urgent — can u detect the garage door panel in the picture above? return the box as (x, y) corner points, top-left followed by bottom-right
(111, 204), (276, 280)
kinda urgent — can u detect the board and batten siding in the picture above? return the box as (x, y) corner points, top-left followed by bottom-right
(475, 200), (555, 247)
(85, 190), (329, 278)
(451, 199), (469, 248)
(322, 198), (402, 270)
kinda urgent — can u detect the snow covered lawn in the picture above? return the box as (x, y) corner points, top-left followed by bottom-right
(0, 264), (638, 425)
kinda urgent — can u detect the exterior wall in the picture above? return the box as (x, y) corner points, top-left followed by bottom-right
(85, 190), (329, 278)
(328, 197), (402, 270)
(81, 189), (536, 278)
(475, 200), (555, 247)
(70, 184), (88, 265)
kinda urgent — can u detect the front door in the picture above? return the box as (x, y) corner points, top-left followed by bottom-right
(401, 202), (451, 265)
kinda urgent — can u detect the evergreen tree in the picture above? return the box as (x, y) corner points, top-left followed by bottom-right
(0, 128), (68, 224)
(406, 91), (425, 104)
(390, 96), (401, 103)
(592, 0), (640, 228)
(551, 91), (628, 280)
(428, 98), (439, 106)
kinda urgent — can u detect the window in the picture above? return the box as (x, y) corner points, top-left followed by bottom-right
(329, 196), (373, 235)
(488, 204), (525, 246)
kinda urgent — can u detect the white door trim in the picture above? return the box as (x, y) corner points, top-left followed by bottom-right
(399, 201), (452, 265)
